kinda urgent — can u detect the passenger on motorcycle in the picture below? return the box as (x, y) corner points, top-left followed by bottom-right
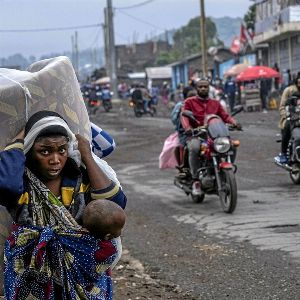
(172, 85), (198, 176)
(140, 83), (151, 112)
(275, 76), (300, 164)
(181, 78), (239, 196)
(131, 83), (143, 105)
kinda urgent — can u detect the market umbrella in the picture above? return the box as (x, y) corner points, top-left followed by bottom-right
(224, 63), (249, 77)
(236, 66), (280, 82)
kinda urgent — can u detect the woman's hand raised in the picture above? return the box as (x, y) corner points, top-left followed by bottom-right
(75, 134), (92, 164)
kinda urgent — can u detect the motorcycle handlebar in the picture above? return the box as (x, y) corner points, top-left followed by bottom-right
(192, 127), (207, 136)
(227, 124), (243, 131)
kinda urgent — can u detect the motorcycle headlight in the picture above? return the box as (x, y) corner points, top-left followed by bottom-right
(214, 137), (231, 153)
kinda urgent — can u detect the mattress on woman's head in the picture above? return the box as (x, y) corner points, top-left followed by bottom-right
(0, 56), (91, 150)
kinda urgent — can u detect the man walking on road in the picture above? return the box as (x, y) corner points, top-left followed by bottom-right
(224, 76), (236, 112)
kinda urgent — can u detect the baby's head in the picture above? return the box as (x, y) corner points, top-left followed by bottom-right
(83, 200), (126, 240)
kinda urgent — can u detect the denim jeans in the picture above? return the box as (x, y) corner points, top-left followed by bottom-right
(187, 138), (202, 179)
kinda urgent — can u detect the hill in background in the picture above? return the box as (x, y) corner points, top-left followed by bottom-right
(211, 17), (242, 47)
(154, 17), (242, 48)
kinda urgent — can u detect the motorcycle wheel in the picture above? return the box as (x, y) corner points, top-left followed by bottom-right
(219, 169), (237, 213)
(151, 106), (157, 117)
(103, 101), (111, 112)
(191, 193), (205, 203)
(290, 171), (300, 184)
(134, 109), (143, 118)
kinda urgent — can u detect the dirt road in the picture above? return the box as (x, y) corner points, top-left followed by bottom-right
(91, 102), (300, 300)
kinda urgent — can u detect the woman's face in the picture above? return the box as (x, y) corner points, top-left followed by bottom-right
(30, 135), (69, 181)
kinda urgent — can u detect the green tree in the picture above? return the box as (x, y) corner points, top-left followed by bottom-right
(244, 4), (256, 31)
(155, 16), (223, 66)
(173, 16), (222, 58)
(155, 50), (181, 66)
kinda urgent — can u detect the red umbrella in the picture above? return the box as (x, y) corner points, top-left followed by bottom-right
(236, 66), (280, 82)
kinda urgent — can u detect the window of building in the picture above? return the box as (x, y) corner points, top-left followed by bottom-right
(279, 39), (288, 50)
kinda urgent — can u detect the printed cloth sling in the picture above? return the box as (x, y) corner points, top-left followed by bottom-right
(4, 168), (119, 300)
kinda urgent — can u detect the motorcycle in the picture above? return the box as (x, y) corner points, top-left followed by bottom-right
(87, 98), (101, 115)
(274, 95), (300, 183)
(174, 107), (243, 213)
(129, 98), (156, 117)
(98, 89), (113, 112)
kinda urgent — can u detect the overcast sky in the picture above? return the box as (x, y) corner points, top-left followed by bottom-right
(0, 0), (251, 58)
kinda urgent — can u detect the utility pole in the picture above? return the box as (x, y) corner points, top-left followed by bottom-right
(106, 0), (118, 97)
(200, 0), (208, 77)
(103, 7), (110, 77)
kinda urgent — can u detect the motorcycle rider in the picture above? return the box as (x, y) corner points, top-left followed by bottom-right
(181, 78), (240, 196)
(275, 75), (300, 164)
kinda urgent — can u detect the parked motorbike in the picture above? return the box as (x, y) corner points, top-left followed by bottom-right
(129, 98), (156, 117)
(274, 95), (300, 183)
(174, 107), (243, 213)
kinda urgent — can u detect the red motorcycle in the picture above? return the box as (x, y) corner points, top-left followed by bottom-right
(174, 108), (242, 213)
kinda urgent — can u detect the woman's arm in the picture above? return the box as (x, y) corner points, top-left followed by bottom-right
(77, 134), (127, 209)
(0, 130), (26, 206)
(76, 134), (112, 189)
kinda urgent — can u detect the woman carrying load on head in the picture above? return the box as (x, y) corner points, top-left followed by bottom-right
(0, 110), (127, 300)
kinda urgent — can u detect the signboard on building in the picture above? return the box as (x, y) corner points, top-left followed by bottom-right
(219, 59), (235, 79)
(239, 54), (256, 66)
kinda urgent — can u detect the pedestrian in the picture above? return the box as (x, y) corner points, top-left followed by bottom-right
(224, 76), (236, 112)
(150, 85), (159, 105)
(174, 84), (184, 103)
(273, 63), (280, 90)
(0, 110), (127, 299)
(161, 82), (170, 105)
(260, 78), (271, 113)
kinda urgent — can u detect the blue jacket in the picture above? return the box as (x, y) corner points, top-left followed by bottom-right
(224, 80), (236, 95)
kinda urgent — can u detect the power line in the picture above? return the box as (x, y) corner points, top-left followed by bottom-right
(0, 24), (101, 33)
(116, 9), (165, 31)
(88, 27), (102, 49)
(115, 0), (155, 10)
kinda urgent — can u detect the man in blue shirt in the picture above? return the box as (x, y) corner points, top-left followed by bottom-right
(224, 76), (236, 112)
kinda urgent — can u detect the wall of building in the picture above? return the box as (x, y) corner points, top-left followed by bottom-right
(116, 41), (170, 76)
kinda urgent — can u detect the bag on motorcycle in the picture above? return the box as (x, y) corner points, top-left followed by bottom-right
(159, 132), (180, 169)
(0, 56), (91, 150)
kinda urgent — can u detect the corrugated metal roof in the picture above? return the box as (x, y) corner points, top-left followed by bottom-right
(128, 72), (146, 79)
(145, 67), (172, 79)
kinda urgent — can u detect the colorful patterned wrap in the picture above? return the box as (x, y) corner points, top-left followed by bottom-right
(4, 169), (119, 300)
